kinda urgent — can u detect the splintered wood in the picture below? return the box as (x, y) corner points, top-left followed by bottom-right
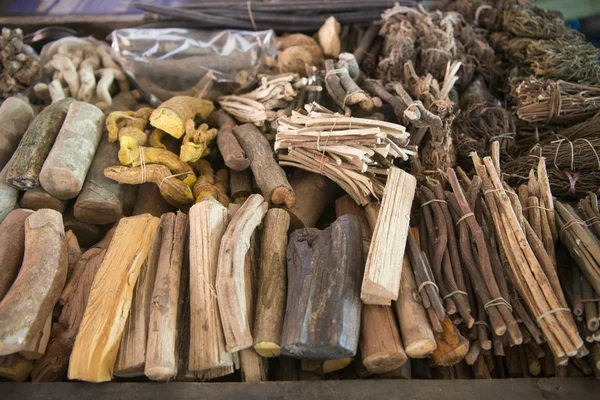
(276, 104), (416, 206)
(361, 167), (416, 304)
(68, 214), (161, 382)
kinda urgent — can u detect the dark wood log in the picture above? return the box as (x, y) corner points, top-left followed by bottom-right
(132, 183), (171, 217)
(74, 135), (137, 225)
(63, 211), (102, 248)
(232, 123), (295, 208)
(6, 98), (75, 190)
(0, 209), (67, 356)
(284, 170), (337, 230)
(209, 110), (250, 171)
(281, 214), (363, 359)
(20, 187), (66, 213)
(0, 97), (35, 170)
(39, 101), (104, 200)
(229, 169), (252, 204)
(0, 209), (32, 301)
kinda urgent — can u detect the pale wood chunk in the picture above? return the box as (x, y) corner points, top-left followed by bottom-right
(145, 212), (188, 381)
(188, 198), (234, 372)
(0, 209), (67, 356)
(68, 214), (161, 382)
(361, 167), (416, 303)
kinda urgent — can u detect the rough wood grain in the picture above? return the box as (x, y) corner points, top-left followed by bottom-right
(0, 209), (67, 356)
(232, 124), (295, 208)
(64, 230), (82, 281)
(216, 194), (268, 353)
(114, 225), (162, 377)
(361, 167), (416, 303)
(21, 313), (52, 360)
(74, 135), (136, 225)
(230, 169), (253, 204)
(281, 214), (363, 359)
(0, 97), (35, 170)
(132, 182), (171, 217)
(39, 101), (104, 199)
(188, 198), (234, 372)
(0, 208), (32, 301)
(209, 109), (250, 171)
(284, 170), (337, 230)
(68, 214), (161, 382)
(31, 229), (113, 382)
(431, 316), (470, 367)
(6, 98), (75, 190)
(0, 159), (20, 223)
(253, 208), (290, 357)
(145, 212), (188, 381)
(20, 186), (66, 213)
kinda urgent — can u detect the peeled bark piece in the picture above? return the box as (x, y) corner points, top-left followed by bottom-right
(431, 316), (470, 367)
(253, 208), (290, 357)
(281, 214), (363, 360)
(74, 135), (136, 225)
(361, 167), (416, 304)
(0, 354), (33, 382)
(188, 198), (233, 372)
(318, 16), (341, 58)
(0, 97), (35, 170)
(39, 101), (104, 200)
(6, 98), (75, 190)
(0, 161), (19, 223)
(63, 211), (101, 248)
(0, 208), (33, 301)
(145, 212), (188, 381)
(150, 96), (214, 139)
(284, 170), (337, 230)
(132, 183), (172, 217)
(114, 225), (162, 377)
(20, 186), (66, 213)
(216, 194), (268, 352)
(68, 214), (161, 382)
(208, 109), (250, 171)
(232, 124), (296, 208)
(0, 209), (67, 356)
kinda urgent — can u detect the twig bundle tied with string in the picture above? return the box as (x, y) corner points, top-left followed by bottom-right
(511, 78), (600, 125)
(275, 103), (415, 206)
(471, 143), (584, 365)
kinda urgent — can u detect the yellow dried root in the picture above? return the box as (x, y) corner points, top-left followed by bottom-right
(118, 136), (197, 187)
(191, 160), (230, 206)
(149, 96), (214, 139)
(149, 128), (167, 150)
(106, 107), (153, 144)
(104, 164), (194, 207)
(180, 120), (218, 163)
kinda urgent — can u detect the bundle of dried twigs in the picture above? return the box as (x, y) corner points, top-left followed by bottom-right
(275, 103), (415, 205)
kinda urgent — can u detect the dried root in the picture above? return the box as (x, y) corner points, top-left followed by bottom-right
(180, 121), (218, 163)
(191, 160), (230, 206)
(106, 107), (153, 144)
(149, 96), (214, 139)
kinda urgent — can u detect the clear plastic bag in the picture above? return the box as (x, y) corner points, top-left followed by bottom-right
(110, 28), (277, 104)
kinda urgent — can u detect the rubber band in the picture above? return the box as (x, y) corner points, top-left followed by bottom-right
(442, 290), (468, 300)
(418, 280), (439, 293)
(420, 199), (447, 207)
(158, 172), (189, 191)
(139, 147), (146, 184)
(560, 218), (586, 236)
(455, 212), (474, 226)
(473, 320), (489, 329)
(484, 297), (513, 312)
(536, 307), (571, 323)
(246, 1), (258, 31)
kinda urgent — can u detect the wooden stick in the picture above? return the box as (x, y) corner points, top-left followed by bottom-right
(208, 109), (250, 171)
(216, 194), (268, 353)
(281, 214), (363, 359)
(74, 135), (137, 224)
(39, 101), (104, 199)
(232, 123), (296, 208)
(20, 186), (66, 213)
(188, 198), (234, 372)
(68, 214), (160, 382)
(361, 167), (416, 303)
(0, 209), (66, 357)
(114, 224), (162, 377)
(582, 277), (600, 332)
(31, 229), (114, 382)
(284, 169), (337, 230)
(431, 316), (470, 367)
(0, 97), (35, 170)
(0, 209), (33, 301)
(230, 169), (253, 204)
(253, 208), (290, 357)
(6, 98), (75, 190)
(145, 212), (188, 381)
